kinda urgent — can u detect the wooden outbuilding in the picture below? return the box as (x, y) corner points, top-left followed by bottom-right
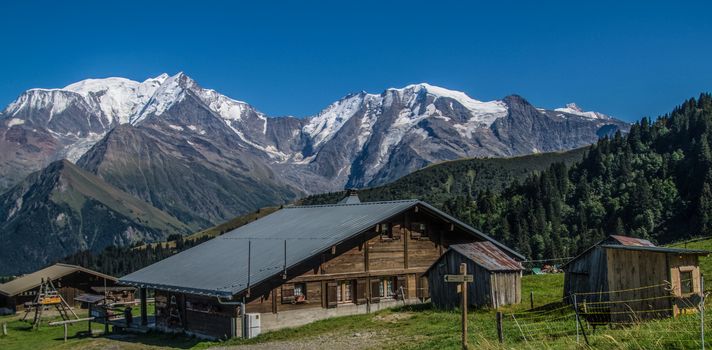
(0, 263), (134, 314)
(424, 242), (523, 309)
(120, 193), (524, 339)
(562, 235), (709, 323)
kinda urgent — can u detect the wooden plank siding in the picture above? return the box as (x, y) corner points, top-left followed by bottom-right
(427, 249), (522, 309)
(563, 247), (609, 302)
(565, 244), (705, 324)
(605, 248), (671, 323)
(243, 210), (474, 315)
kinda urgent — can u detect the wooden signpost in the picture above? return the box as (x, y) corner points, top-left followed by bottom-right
(445, 263), (472, 350)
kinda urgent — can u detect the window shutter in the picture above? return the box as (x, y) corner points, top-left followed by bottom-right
(355, 279), (367, 305)
(281, 284), (295, 304)
(326, 281), (338, 308)
(370, 279), (381, 303)
(418, 276), (430, 299)
(396, 276), (407, 300)
(391, 224), (401, 240)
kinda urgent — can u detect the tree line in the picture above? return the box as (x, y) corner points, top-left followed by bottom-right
(61, 234), (212, 277)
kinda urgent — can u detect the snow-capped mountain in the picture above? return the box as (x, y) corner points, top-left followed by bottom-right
(0, 72), (628, 224)
(554, 103), (613, 120)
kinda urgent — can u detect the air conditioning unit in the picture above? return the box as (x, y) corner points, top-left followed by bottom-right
(245, 313), (261, 339)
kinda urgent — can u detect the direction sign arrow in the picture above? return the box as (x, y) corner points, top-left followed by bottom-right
(444, 274), (473, 283)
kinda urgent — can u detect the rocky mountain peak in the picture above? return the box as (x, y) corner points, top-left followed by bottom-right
(563, 102), (584, 112)
(555, 102), (612, 120)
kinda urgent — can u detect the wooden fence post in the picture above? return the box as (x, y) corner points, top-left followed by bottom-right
(496, 311), (504, 344)
(460, 263), (468, 350)
(701, 275), (705, 350)
(530, 290), (534, 310)
(571, 294), (589, 346)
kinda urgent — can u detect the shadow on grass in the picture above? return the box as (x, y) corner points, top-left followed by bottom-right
(528, 301), (568, 313)
(100, 329), (205, 349)
(391, 302), (434, 313)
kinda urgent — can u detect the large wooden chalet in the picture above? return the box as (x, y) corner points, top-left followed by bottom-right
(120, 193), (524, 339)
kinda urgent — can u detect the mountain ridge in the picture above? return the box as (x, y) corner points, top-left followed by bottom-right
(1, 72), (629, 225)
(0, 159), (190, 275)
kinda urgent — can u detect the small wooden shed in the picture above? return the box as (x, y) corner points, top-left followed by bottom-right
(562, 235), (709, 322)
(425, 241), (523, 309)
(0, 263), (133, 313)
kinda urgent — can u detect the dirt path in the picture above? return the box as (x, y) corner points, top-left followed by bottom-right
(211, 330), (397, 350)
(212, 312), (417, 350)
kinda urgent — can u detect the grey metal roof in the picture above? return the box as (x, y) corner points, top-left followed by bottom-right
(338, 194), (362, 204)
(119, 199), (523, 297)
(449, 242), (523, 271)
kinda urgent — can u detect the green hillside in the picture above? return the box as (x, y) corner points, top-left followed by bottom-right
(52, 160), (188, 232)
(301, 146), (589, 206)
(63, 205), (280, 277)
(0, 160), (189, 275)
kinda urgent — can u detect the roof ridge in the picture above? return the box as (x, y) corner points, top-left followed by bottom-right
(288, 199), (419, 209)
(54, 262), (80, 268)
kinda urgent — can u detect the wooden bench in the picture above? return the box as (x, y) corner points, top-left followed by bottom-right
(48, 317), (95, 342)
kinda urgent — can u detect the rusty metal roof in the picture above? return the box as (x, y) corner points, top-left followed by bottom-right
(608, 235), (656, 247)
(562, 235), (709, 269)
(600, 244), (709, 255)
(449, 241), (523, 271)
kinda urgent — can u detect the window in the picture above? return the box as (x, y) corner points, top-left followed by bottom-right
(379, 223), (390, 238)
(337, 280), (353, 303)
(385, 278), (395, 298)
(379, 277), (398, 298)
(282, 283), (307, 304)
(680, 271), (694, 294)
(410, 222), (427, 239)
(379, 223), (402, 240)
(294, 283), (306, 299)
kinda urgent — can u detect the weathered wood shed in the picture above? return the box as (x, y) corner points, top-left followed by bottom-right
(563, 235), (709, 322)
(0, 263), (133, 314)
(425, 241), (523, 309)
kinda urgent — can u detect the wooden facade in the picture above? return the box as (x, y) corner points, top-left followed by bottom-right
(563, 237), (707, 323)
(426, 243), (523, 309)
(144, 204), (523, 339)
(0, 265), (133, 313)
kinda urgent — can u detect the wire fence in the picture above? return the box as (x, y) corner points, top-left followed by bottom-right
(503, 277), (709, 349)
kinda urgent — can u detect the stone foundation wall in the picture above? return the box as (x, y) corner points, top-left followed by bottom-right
(259, 298), (422, 332)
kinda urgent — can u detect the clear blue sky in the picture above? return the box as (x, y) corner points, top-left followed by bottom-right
(1, 1), (711, 121)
